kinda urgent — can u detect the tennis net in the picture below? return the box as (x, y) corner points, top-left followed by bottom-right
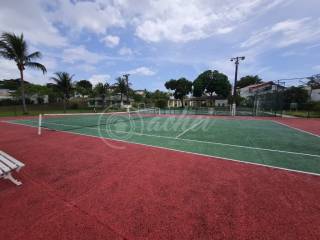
(38, 108), (160, 135)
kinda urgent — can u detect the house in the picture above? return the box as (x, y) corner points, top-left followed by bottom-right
(303, 86), (320, 102)
(0, 89), (13, 100)
(311, 89), (320, 101)
(134, 90), (145, 96)
(239, 81), (285, 98)
(29, 94), (49, 104)
(215, 99), (229, 107)
(167, 96), (229, 108)
(87, 94), (134, 108)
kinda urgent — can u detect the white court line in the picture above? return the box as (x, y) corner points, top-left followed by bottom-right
(272, 120), (320, 138)
(4, 120), (320, 177)
(175, 119), (205, 139)
(10, 120), (320, 158)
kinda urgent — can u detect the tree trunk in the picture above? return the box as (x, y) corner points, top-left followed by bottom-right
(120, 93), (123, 106)
(63, 94), (66, 113)
(102, 94), (106, 109)
(210, 93), (214, 107)
(19, 69), (28, 114)
(180, 98), (184, 108)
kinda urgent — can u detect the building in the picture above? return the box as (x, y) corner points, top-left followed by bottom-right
(239, 81), (285, 98)
(87, 94), (133, 108)
(304, 86), (320, 102)
(0, 89), (13, 100)
(29, 94), (49, 104)
(311, 89), (320, 102)
(167, 96), (229, 108)
(134, 90), (145, 96)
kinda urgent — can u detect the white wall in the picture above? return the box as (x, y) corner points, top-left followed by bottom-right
(311, 89), (320, 102)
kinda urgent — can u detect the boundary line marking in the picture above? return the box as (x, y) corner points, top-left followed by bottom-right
(9, 120), (320, 158)
(3, 120), (320, 177)
(3, 121), (320, 177)
(175, 119), (205, 139)
(272, 120), (320, 138)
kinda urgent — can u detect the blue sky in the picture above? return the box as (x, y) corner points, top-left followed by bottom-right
(0, 0), (320, 90)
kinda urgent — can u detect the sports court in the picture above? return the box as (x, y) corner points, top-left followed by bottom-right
(9, 109), (320, 175)
(1, 110), (320, 239)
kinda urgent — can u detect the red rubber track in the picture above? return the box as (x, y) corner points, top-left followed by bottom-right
(274, 118), (320, 136)
(0, 121), (320, 240)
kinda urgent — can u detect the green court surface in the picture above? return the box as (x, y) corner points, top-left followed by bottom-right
(9, 114), (320, 175)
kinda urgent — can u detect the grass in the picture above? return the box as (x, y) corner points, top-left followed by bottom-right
(0, 104), (108, 117)
(284, 110), (320, 118)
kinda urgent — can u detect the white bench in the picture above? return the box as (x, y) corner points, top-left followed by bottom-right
(0, 151), (25, 186)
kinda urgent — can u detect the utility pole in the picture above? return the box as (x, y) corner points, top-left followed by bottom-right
(230, 56), (245, 116)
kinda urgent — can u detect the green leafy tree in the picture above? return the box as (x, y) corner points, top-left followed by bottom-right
(0, 78), (30, 90)
(237, 75), (262, 89)
(14, 84), (50, 103)
(76, 80), (92, 98)
(165, 78), (192, 107)
(193, 70), (231, 105)
(93, 82), (110, 108)
(50, 72), (74, 112)
(0, 32), (47, 113)
(283, 86), (309, 109)
(149, 90), (169, 108)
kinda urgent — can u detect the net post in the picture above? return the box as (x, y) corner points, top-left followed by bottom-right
(38, 114), (42, 135)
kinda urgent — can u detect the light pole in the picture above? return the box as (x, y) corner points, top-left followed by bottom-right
(230, 56), (245, 116)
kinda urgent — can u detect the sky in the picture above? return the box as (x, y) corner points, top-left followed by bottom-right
(0, 0), (320, 90)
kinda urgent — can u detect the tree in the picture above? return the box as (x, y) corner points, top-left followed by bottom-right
(13, 84), (50, 103)
(165, 78), (192, 107)
(283, 86), (309, 109)
(193, 70), (231, 105)
(237, 75), (262, 89)
(0, 32), (46, 113)
(93, 82), (110, 108)
(76, 80), (92, 98)
(114, 77), (128, 105)
(50, 72), (74, 112)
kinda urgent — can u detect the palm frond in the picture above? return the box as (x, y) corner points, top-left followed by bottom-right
(50, 77), (60, 84)
(26, 51), (42, 61)
(0, 32), (27, 62)
(25, 62), (47, 74)
(0, 40), (16, 60)
(50, 72), (74, 95)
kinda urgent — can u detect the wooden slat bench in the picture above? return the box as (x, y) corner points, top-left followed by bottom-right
(0, 151), (25, 186)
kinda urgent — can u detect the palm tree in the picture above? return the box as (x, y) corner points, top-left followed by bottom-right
(0, 32), (47, 113)
(114, 77), (128, 106)
(93, 82), (110, 108)
(51, 72), (74, 113)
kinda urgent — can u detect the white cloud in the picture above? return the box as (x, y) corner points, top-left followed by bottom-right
(88, 74), (111, 86)
(118, 47), (134, 56)
(45, 0), (286, 43)
(127, 67), (156, 76)
(102, 35), (120, 48)
(0, 59), (19, 79)
(0, 0), (67, 47)
(133, 0), (286, 42)
(49, 0), (125, 34)
(0, 59), (50, 85)
(62, 45), (105, 64)
(241, 18), (320, 49)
